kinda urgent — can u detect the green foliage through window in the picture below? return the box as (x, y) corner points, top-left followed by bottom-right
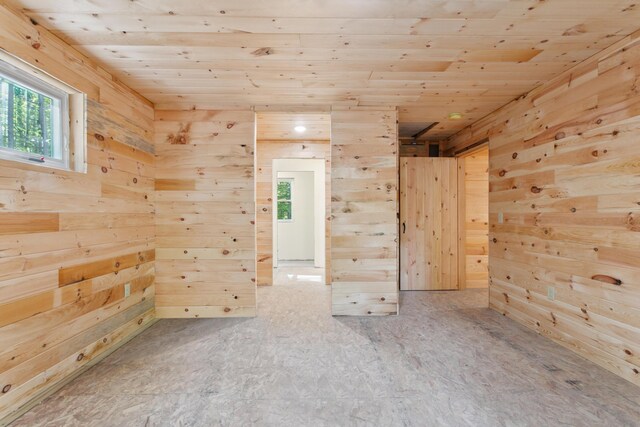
(0, 76), (59, 159)
(277, 180), (292, 220)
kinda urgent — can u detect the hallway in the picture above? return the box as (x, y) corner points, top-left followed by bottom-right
(13, 286), (640, 426)
(273, 261), (325, 286)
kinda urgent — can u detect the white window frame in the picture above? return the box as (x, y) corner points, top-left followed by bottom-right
(277, 178), (294, 222)
(0, 51), (86, 173)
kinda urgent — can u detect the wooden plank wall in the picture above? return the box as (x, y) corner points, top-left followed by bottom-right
(400, 158), (458, 291)
(0, 4), (156, 422)
(446, 33), (640, 385)
(255, 140), (331, 285)
(459, 148), (489, 288)
(331, 109), (399, 315)
(154, 110), (257, 318)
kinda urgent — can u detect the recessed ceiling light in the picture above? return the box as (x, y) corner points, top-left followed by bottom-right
(448, 112), (463, 120)
(294, 125), (306, 133)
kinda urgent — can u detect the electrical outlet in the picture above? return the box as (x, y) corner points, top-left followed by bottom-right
(547, 286), (556, 301)
(498, 211), (504, 224)
(124, 282), (131, 298)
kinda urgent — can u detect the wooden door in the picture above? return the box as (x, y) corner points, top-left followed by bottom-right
(400, 157), (459, 290)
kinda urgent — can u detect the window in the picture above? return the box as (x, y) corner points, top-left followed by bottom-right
(0, 55), (86, 172)
(277, 178), (293, 221)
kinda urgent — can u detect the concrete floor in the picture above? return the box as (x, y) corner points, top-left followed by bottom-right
(13, 278), (640, 426)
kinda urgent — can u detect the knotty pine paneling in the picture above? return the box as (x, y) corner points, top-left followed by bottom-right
(255, 139), (331, 286)
(154, 110), (256, 318)
(446, 34), (640, 385)
(331, 109), (399, 315)
(400, 157), (458, 291)
(0, 4), (155, 423)
(255, 113), (331, 141)
(459, 148), (489, 289)
(9, 0), (640, 139)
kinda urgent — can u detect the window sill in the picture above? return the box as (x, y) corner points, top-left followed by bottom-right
(0, 154), (84, 174)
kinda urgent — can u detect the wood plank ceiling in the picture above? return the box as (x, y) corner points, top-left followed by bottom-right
(256, 112), (331, 141)
(6, 0), (640, 140)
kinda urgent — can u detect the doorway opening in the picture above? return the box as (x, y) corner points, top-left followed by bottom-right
(255, 112), (331, 288)
(272, 161), (325, 285)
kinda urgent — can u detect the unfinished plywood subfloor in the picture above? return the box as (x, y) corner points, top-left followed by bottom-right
(13, 288), (640, 426)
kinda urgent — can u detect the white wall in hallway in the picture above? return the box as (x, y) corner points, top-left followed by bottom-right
(277, 171), (315, 260)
